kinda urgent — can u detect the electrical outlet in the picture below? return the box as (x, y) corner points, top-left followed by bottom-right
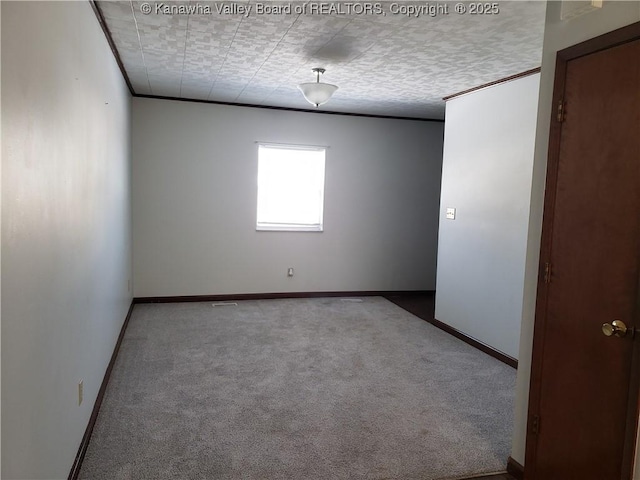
(446, 207), (456, 220)
(78, 381), (84, 406)
(287, 267), (294, 277)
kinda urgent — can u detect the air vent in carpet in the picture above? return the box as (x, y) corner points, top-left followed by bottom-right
(212, 302), (238, 307)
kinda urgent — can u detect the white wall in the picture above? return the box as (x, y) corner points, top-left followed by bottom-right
(434, 73), (540, 360)
(1, 2), (132, 478)
(132, 98), (443, 297)
(512, 0), (640, 468)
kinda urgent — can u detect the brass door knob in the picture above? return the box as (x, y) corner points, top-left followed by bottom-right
(602, 320), (628, 338)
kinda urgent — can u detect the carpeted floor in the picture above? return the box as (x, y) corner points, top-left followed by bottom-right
(79, 297), (516, 480)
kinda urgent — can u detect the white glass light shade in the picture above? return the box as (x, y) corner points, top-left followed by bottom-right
(298, 82), (338, 107)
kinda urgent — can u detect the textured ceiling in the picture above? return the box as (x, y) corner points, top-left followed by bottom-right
(97, 0), (546, 119)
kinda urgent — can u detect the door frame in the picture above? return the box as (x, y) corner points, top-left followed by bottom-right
(525, 21), (640, 480)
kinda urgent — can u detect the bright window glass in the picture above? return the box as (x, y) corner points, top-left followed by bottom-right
(257, 144), (326, 232)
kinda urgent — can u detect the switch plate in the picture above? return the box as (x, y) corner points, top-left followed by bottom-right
(446, 208), (456, 220)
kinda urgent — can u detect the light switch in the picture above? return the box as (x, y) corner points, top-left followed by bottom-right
(446, 208), (456, 220)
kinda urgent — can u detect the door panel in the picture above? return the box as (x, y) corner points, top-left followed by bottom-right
(531, 39), (640, 479)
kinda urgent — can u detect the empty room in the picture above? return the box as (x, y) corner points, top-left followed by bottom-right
(2, 1), (640, 479)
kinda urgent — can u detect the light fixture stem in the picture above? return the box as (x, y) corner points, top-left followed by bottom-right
(312, 67), (325, 83)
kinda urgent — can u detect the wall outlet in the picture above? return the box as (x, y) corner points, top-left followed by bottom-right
(446, 207), (456, 220)
(287, 267), (294, 277)
(78, 380), (84, 406)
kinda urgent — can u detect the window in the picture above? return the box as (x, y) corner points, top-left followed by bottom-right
(256, 144), (326, 232)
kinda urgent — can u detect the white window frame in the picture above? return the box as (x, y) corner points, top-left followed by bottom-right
(256, 143), (326, 232)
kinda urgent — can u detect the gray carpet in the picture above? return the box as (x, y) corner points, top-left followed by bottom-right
(79, 297), (515, 480)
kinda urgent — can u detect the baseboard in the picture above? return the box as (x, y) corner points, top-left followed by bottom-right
(68, 300), (136, 480)
(432, 317), (518, 369)
(446, 471), (509, 480)
(507, 456), (524, 479)
(134, 290), (433, 304)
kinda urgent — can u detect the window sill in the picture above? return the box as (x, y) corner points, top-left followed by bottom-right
(256, 225), (323, 232)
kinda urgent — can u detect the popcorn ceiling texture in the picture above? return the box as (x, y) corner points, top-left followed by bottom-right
(97, 0), (545, 119)
(79, 297), (515, 479)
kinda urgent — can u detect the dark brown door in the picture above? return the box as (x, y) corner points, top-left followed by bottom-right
(526, 29), (640, 479)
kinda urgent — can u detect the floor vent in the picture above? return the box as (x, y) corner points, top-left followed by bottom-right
(340, 298), (363, 303)
(212, 302), (238, 307)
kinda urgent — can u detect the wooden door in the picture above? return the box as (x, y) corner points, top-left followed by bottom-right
(526, 25), (640, 479)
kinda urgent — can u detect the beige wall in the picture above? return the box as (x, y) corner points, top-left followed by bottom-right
(512, 0), (640, 468)
(1, 2), (132, 478)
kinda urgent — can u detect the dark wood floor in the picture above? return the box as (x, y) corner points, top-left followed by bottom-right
(383, 292), (517, 480)
(384, 291), (436, 323)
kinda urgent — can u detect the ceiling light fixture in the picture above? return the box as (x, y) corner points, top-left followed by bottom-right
(298, 68), (338, 108)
